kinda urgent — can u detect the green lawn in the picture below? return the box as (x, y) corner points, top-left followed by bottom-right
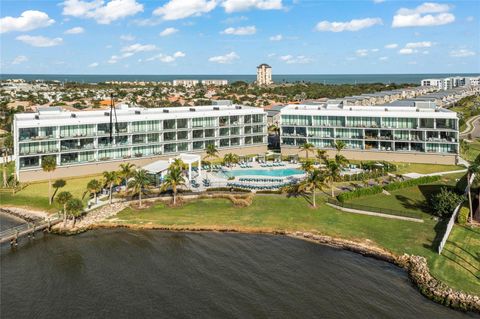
(463, 139), (480, 162)
(0, 174), (101, 212)
(393, 162), (465, 175)
(111, 195), (479, 295)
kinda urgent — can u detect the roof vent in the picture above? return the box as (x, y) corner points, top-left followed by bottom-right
(213, 106), (220, 110)
(34, 114), (40, 120)
(235, 105), (242, 109)
(163, 109), (169, 113)
(104, 112), (110, 116)
(349, 107), (352, 111)
(416, 109), (419, 112)
(135, 110), (141, 115)
(71, 113), (77, 118)
(384, 108), (388, 112)
(189, 108), (196, 112)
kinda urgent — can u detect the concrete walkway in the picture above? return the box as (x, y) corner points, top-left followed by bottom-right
(326, 203), (424, 223)
(460, 114), (480, 137)
(402, 168), (468, 179)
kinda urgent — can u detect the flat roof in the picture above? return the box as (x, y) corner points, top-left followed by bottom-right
(14, 105), (265, 127)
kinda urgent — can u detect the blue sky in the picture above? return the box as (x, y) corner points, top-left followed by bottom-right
(1, 0), (479, 74)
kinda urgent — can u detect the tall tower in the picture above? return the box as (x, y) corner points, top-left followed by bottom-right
(256, 64), (273, 86)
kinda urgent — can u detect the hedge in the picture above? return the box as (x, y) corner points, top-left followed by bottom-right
(457, 206), (469, 225)
(206, 187), (251, 193)
(337, 185), (384, 203)
(383, 175), (441, 192)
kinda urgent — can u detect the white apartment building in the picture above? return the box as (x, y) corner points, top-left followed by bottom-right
(279, 101), (459, 165)
(13, 105), (267, 181)
(256, 64), (273, 86)
(172, 79), (199, 87)
(421, 76), (480, 90)
(201, 79), (229, 86)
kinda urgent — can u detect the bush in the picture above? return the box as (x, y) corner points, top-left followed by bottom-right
(457, 206), (469, 225)
(429, 187), (464, 218)
(383, 175), (441, 191)
(337, 185), (383, 203)
(206, 187), (251, 193)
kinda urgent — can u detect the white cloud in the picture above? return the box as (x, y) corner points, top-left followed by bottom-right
(373, 0), (385, 3)
(269, 34), (282, 41)
(222, 16), (248, 24)
(392, 2), (455, 28)
(449, 49), (476, 57)
(379, 56), (388, 61)
(153, 0), (216, 20)
(88, 62), (99, 67)
(0, 10), (54, 34)
(405, 41), (432, 48)
(222, 0), (283, 13)
(146, 51), (186, 63)
(159, 27), (179, 37)
(371, 48), (379, 52)
(208, 51), (239, 64)
(315, 17), (382, 32)
(121, 43), (156, 53)
(279, 54), (312, 64)
(64, 26), (84, 34)
(399, 48), (414, 55)
(221, 25), (256, 35)
(385, 43), (398, 49)
(120, 34), (135, 41)
(356, 49), (369, 57)
(62, 0), (143, 24)
(16, 35), (63, 47)
(12, 55), (28, 64)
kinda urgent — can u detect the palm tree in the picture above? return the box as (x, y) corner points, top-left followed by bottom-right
(223, 153), (239, 168)
(300, 159), (315, 173)
(2, 133), (13, 188)
(86, 179), (102, 204)
(66, 198), (83, 228)
(335, 154), (349, 168)
(41, 156), (57, 205)
(467, 158), (480, 223)
(204, 144), (219, 171)
(335, 140), (346, 154)
(169, 158), (186, 171)
(103, 171), (120, 204)
(56, 191), (72, 228)
(299, 169), (326, 207)
(316, 149), (328, 163)
(128, 169), (151, 208)
(161, 167), (186, 206)
(324, 160), (341, 197)
(460, 140), (470, 157)
(299, 142), (315, 159)
(119, 162), (135, 193)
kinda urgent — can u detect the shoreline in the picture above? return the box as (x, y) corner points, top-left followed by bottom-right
(58, 222), (480, 314)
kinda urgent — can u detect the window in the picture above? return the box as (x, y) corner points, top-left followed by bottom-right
(164, 143), (176, 153)
(132, 134), (146, 144)
(230, 138), (240, 146)
(193, 130), (203, 139)
(252, 135), (264, 143)
(220, 138), (230, 147)
(244, 115), (252, 124)
(20, 142), (40, 155)
(19, 128), (38, 141)
(97, 123), (110, 135)
(19, 156), (40, 168)
(177, 131), (188, 140)
(164, 132), (176, 141)
(219, 128), (229, 136)
(60, 125), (77, 137)
(219, 116), (228, 127)
(192, 117), (215, 128)
(177, 142), (188, 152)
(177, 119), (188, 129)
(61, 153), (78, 164)
(164, 119), (176, 130)
(193, 141), (204, 150)
(39, 126), (56, 138)
(78, 124), (95, 136)
(147, 133), (159, 143)
(205, 129), (215, 138)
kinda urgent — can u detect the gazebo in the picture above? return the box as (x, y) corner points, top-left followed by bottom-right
(170, 153), (202, 181)
(142, 160), (170, 186)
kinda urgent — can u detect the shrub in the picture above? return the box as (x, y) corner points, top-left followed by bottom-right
(457, 206), (469, 225)
(383, 175), (441, 192)
(429, 187), (464, 218)
(206, 187), (251, 193)
(337, 185), (383, 203)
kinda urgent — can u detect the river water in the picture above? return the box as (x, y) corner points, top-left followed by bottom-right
(1, 228), (478, 318)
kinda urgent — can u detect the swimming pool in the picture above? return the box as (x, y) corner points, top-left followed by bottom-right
(221, 168), (304, 177)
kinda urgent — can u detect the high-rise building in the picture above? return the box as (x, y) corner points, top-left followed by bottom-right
(256, 64), (273, 86)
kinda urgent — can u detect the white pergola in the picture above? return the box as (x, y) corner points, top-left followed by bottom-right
(169, 153), (202, 181)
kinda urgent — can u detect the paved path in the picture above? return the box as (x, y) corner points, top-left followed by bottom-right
(326, 203), (424, 223)
(402, 169), (468, 179)
(460, 115), (480, 137)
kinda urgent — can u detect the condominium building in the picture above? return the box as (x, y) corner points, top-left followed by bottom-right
(279, 101), (459, 164)
(256, 64), (273, 86)
(13, 105), (267, 181)
(201, 79), (229, 86)
(421, 76), (480, 90)
(172, 79), (199, 87)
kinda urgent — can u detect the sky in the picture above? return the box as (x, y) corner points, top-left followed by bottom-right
(0, 0), (479, 75)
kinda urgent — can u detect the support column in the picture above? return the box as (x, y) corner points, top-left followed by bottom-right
(188, 163), (192, 181)
(198, 159), (202, 179)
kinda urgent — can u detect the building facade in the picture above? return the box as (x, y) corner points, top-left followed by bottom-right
(421, 76), (480, 90)
(13, 105), (267, 181)
(172, 79), (199, 87)
(279, 102), (459, 164)
(201, 79), (228, 86)
(256, 64), (273, 86)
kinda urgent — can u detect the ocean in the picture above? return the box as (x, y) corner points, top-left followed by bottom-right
(1, 73), (479, 84)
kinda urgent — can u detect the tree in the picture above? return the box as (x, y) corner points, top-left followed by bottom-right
(169, 158), (186, 171)
(56, 191), (73, 228)
(430, 187), (464, 218)
(300, 159), (315, 173)
(119, 162), (135, 193)
(335, 140), (346, 154)
(161, 167), (186, 206)
(467, 157), (480, 222)
(334, 154), (349, 168)
(103, 171), (120, 204)
(2, 133), (13, 188)
(41, 156), (57, 205)
(204, 144), (219, 171)
(52, 179), (66, 199)
(223, 153), (239, 168)
(324, 160), (341, 197)
(460, 140), (470, 156)
(316, 149), (328, 163)
(86, 179), (102, 204)
(128, 169), (151, 208)
(65, 198), (83, 228)
(299, 142), (314, 159)
(298, 169), (326, 207)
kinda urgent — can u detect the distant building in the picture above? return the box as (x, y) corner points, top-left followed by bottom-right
(201, 79), (228, 86)
(256, 64), (273, 86)
(421, 76), (480, 90)
(173, 79), (199, 87)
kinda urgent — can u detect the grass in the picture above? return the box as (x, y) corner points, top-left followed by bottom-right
(0, 174), (101, 212)
(463, 139), (480, 162)
(345, 173), (465, 218)
(110, 195), (480, 295)
(393, 162), (465, 175)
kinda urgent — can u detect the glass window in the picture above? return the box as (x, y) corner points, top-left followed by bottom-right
(164, 119), (176, 130)
(177, 131), (188, 140)
(164, 143), (176, 153)
(147, 133), (159, 143)
(205, 129), (215, 138)
(19, 128), (38, 141)
(132, 134), (146, 144)
(78, 124), (95, 136)
(177, 142), (188, 152)
(193, 130), (203, 139)
(164, 132), (176, 141)
(193, 141), (204, 150)
(19, 156), (40, 168)
(220, 138), (230, 147)
(60, 125), (77, 137)
(177, 119), (188, 129)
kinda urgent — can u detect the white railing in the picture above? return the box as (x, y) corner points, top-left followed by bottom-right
(437, 173), (475, 254)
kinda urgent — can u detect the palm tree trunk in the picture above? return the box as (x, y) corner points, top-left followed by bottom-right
(109, 184), (113, 204)
(94, 192), (97, 204)
(63, 204), (67, 228)
(2, 153), (7, 188)
(139, 191), (142, 208)
(48, 177), (52, 205)
(331, 182), (334, 198)
(72, 217), (76, 228)
(313, 189), (316, 207)
(467, 172), (473, 223)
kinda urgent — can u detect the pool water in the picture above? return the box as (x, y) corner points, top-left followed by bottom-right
(222, 168), (304, 177)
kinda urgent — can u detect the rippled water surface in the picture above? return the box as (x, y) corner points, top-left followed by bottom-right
(1, 228), (478, 319)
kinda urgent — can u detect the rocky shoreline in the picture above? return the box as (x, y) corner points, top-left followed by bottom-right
(72, 223), (479, 314)
(0, 207), (48, 223)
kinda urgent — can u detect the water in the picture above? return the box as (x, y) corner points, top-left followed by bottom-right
(1, 228), (477, 319)
(1, 73), (479, 84)
(0, 212), (24, 231)
(223, 168), (304, 177)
